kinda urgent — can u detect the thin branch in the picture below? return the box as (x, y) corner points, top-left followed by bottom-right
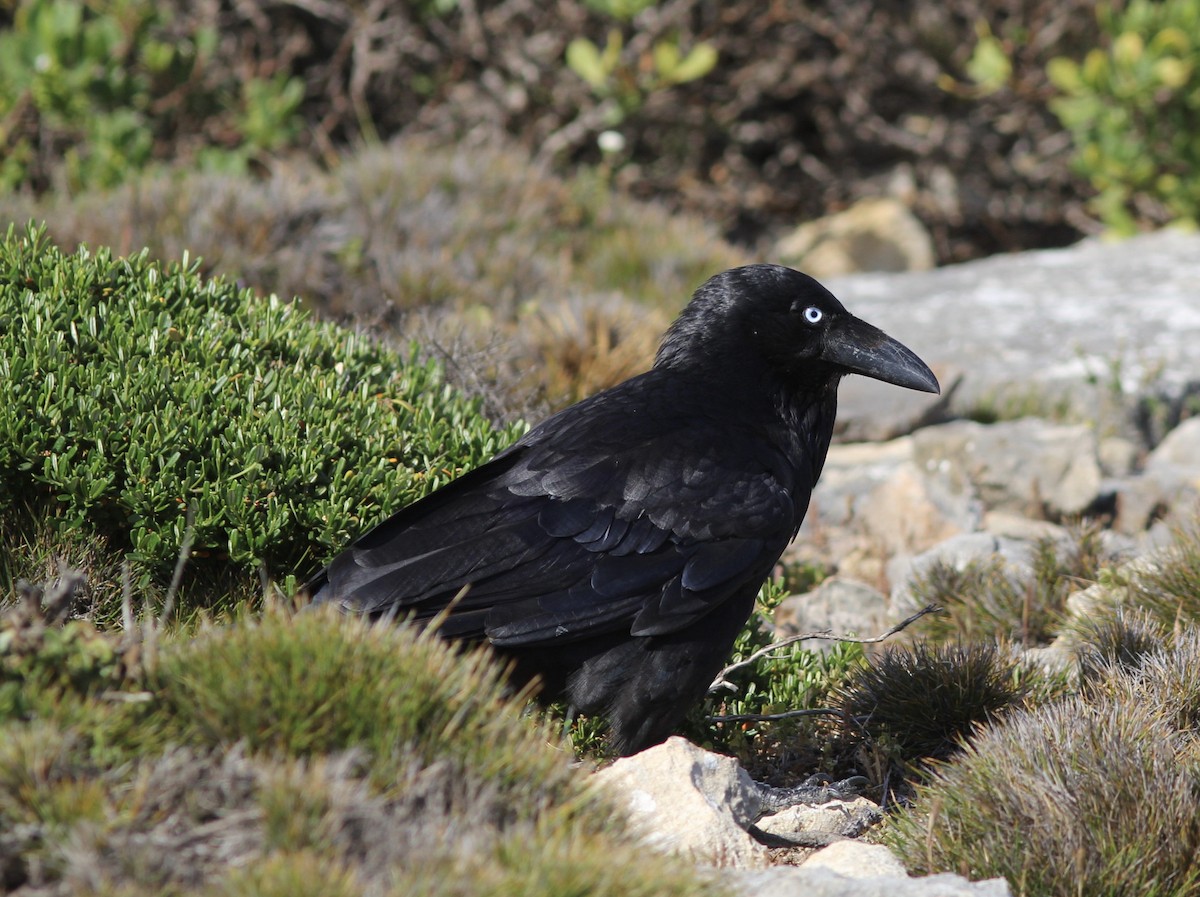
(120, 560), (135, 633)
(43, 560), (85, 624)
(158, 504), (197, 629)
(145, 506), (198, 675)
(99, 690), (155, 704)
(707, 707), (851, 724)
(709, 603), (942, 694)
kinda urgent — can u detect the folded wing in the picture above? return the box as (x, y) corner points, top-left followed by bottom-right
(310, 377), (800, 646)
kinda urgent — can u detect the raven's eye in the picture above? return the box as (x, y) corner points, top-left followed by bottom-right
(803, 306), (823, 324)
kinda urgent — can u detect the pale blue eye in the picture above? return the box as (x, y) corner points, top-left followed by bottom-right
(804, 306), (823, 324)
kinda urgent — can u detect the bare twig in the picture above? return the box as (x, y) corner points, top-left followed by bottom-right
(709, 603), (942, 694)
(42, 561), (85, 624)
(707, 707), (851, 724)
(121, 559), (135, 633)
(99, 690), (155, 704)
(144, 507), (198, 674)
(158, 504), (197, 630)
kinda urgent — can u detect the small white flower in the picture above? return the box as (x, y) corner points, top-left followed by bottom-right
(597, 130), (626, 154)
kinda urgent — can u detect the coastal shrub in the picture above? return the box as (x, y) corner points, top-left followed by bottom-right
(1049, 0), (1200, 232)
(0, 0), (304, 192)
(0, 592), (718, 896)
(0, 223), (521, 616)
(832, 642), (1029, 789)
(889, 685), (1200, 895)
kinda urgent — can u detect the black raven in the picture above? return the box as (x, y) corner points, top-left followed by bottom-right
(305, 264), (939, 754)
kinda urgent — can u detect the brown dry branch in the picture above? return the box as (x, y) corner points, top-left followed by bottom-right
(708, 602), (942, 696)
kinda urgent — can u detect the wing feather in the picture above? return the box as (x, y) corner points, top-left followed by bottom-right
(310, 369), (806, 646)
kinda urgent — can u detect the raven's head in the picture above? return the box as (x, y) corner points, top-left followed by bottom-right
(657, 264), (940, 395)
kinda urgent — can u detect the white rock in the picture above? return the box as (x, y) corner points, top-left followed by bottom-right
(757, 796), (882, 840)
(912, 418), (1102, 519)
(591, 737), (768, 868)
(801, 840), (908, 878)
(1141, 418), (1200, 515)
(1146, 417), (1200, 473)
(829, 230), (1200, 441)
(725, 866), (1012, 897)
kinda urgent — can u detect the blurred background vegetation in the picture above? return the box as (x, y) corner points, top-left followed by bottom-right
(5, 0), (1198, 425)
(2, 0), (1199, 265)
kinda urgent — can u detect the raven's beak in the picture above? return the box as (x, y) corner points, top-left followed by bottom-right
(822, 315), (940, 394)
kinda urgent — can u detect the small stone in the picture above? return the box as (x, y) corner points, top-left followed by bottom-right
(591, 737), (768, 868)
(1146, 417), (1200, 473)
(775, 197), (935, 279)
(801, 840), (907, 878)
(757, 796), (882, 841)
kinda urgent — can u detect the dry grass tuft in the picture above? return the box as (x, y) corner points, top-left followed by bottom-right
(890, 628), (1200, 896)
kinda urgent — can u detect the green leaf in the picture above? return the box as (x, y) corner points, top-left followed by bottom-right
(965, 33), (1012, 94)
(566, 37), (609, 89)
(1047, 57), (1083, 92)
(665, 42), (717, 85)
(1112, 31), (1145, 68)
(1154, 57), (1192, 89)
(652, 40), (681, 78)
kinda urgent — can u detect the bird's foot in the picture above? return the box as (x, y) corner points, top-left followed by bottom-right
(749, 774), (878, 849)
(755, 773), (870, 814)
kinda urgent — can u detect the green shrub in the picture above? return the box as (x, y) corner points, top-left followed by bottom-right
(0, 0), (305, 192)
(0, 223), (521, 611)
(148, 609), (569, 796)
(0, 601), (719, 896)
(1049, 0), (1200, 232)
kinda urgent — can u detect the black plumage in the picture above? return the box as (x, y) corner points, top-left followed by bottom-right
(305, 264), (939, 754)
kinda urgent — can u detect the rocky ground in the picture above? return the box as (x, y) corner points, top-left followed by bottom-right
(795, 228), (1200, 619)
(830, 228), (1200, 443)
(596, 737), (1007, 896)
(592, 230), (1200, 897)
